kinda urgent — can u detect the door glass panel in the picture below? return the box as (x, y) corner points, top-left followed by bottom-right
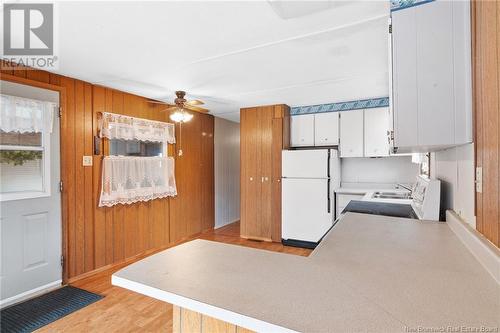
(0, 149), (44, 192)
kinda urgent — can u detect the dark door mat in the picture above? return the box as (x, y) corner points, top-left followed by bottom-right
(1, 286), (103, 333)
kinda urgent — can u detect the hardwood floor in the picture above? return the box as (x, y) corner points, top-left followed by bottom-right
(37, 222), (311, 332)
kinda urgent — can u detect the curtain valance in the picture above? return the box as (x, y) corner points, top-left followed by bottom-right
(99, 156), (177, 207)
(0, 94), (56, 133)
(99, 112), (175, 144)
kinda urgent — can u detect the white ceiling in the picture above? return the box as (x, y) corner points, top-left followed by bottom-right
(36, 1), (390, 122)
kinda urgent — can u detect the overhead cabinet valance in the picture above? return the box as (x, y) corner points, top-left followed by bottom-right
(99, 112), (175, 144)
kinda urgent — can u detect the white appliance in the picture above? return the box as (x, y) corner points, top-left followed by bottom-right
(360, 176), (441, 220)
(410, 176), (441, 220)
(281, 149), (340, 248)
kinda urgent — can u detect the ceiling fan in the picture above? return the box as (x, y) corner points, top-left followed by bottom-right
(148, 91), (209, 123)
(148, 91), (209, 157)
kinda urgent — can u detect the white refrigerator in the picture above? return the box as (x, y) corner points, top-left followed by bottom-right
(281, 149), (340, 248)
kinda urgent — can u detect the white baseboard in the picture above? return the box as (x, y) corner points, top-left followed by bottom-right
(0, 280), (62, 309)
(446, 210), (500, 284)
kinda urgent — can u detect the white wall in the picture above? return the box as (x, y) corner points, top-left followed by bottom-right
(214, 117), (240, 228)
(431, 143), (475, 227)
(341, 156), (419, 187)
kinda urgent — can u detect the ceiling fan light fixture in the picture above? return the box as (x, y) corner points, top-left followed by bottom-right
(170, 110), (193, 123)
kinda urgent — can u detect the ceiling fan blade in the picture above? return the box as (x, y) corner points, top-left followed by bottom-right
(160, 106), (180, 113)
(185, 99), (204, 106)
(184, 105), (209, 113)
(148, 99), (174, 105)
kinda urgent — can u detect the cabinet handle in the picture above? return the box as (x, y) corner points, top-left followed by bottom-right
(261, 177), (264, 183)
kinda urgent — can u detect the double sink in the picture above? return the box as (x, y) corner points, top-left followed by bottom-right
(372, 191), (412, 200)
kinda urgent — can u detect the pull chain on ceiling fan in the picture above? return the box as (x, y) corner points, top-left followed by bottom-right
(148, 91), (209, 156)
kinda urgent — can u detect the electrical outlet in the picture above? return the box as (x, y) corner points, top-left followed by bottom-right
(82, 155), (93, 166)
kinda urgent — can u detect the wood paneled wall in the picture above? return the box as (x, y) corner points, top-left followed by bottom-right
(472, 0), (499, 247)
(1, 62), (215, 280)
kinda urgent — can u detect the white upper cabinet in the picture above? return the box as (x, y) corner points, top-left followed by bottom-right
(339, 110), (364, 158)
(314, 112), (339, 146)
(364, 108), (390, 157)
(391, 0), (472, 152)
(290, 114), (315, 147)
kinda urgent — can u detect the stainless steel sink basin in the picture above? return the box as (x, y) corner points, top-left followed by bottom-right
(372, 192), (412, 199)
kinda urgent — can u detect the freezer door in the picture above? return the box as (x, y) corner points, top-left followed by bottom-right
(282, 149), (329, 178)
(282, 178), (333, 243)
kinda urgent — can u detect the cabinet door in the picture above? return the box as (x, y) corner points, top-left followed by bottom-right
(258, 106), (273, 241)
(314, 112), (339, 146)
(364, 108), (390, 157)
(416, 1), (454, 147)
(290, 114), (314, 147)
(392, 5), (418, 148)
(240, 108), (261, 238)
(340, 110), (364, 157)
(336, 193), (364, 219)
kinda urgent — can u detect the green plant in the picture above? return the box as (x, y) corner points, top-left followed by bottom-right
(0, 150), (42, 166)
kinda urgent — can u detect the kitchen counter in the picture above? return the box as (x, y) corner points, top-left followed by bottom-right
(112, 213), (499, 333)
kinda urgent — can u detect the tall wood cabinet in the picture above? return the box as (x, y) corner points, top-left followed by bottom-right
(240, 104), (290, 242)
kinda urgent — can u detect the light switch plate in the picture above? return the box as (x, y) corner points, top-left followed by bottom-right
(83, 155), (93, 166)
(475, 167), (482, 193)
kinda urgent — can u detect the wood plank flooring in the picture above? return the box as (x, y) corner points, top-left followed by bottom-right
(36, 222), (311, 332)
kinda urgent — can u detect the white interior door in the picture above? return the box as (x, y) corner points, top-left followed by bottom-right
(0, 82), (61, 308)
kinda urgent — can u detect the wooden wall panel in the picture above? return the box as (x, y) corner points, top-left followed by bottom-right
(92, 86), (106, 269)
(472, 0), (500, 247)
(201, 115), (215, 232)
(170, 112), (216, 241)
(1, 62), (215, 279)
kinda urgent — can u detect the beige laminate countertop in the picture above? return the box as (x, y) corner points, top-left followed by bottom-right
(112, 213), (500, 333)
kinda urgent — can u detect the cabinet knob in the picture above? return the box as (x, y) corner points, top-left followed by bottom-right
(249, 177), (253, 181)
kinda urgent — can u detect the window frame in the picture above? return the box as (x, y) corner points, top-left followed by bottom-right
(0, 116), (51, 202)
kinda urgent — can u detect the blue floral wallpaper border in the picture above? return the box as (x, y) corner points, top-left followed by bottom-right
(390, 0), (435, 12)
(290, 97), (389, 116)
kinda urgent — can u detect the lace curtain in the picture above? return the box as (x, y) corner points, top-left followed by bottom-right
(99, 156), (177, 207)
(99, 112), (175, 143)
(0, 94), (55, 133)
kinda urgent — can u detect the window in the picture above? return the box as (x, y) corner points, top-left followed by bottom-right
(109, 139), (164, 157)
(97, 112), (177, 207)
(0, 94), (55, 201)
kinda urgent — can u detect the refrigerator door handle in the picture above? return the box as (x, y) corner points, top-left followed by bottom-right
(327, 180), (331, 214)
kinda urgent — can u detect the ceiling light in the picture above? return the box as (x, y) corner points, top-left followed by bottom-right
(169, 110), (193, 123)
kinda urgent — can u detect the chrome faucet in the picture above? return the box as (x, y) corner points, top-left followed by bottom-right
(396, 183), (413, 192)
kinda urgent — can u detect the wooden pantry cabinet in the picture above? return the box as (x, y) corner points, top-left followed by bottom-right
(240, 104), (290, 242)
